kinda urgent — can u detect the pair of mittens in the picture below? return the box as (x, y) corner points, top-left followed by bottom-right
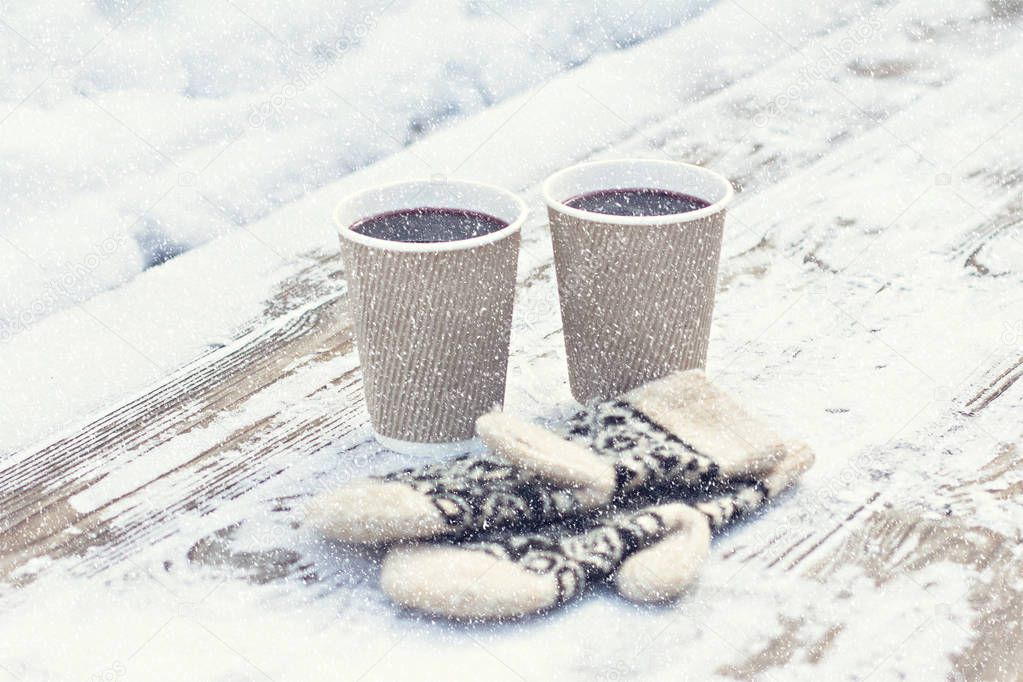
(307, 370), (790, 543)
(380, 443), (813, 620)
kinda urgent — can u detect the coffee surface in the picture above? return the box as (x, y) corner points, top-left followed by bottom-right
(564, 187), (711, 217)
(351, 207), (508, 243)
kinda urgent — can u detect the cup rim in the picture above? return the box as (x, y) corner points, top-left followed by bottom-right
(541, 159), (734, 226)
(334, 179), (528, 253)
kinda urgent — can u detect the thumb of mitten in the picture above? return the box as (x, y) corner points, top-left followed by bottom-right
(614, 503), (711, 604)
(476, 411), (616, 504)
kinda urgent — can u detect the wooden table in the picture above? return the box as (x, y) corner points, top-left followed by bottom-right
(2, 1), (1021, 679)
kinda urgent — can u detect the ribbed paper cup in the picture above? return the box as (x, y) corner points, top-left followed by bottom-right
(543, 159), (733, 402)
(335, 180), (526, 454)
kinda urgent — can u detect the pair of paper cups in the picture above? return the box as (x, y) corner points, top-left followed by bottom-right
(334, 159), (734, 454)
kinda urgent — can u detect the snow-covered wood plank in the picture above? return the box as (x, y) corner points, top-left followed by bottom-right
(1, 1), (1021, 679)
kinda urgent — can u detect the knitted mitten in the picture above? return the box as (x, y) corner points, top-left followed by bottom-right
(379, 443), (813, 620)
(307, 370), (788, 543)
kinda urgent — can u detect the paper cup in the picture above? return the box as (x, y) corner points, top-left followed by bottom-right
(543, 159), (733, 402)
(335, 180), (526, 454)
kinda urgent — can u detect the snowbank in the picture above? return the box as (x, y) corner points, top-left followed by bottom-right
(0, 0), (711, 339)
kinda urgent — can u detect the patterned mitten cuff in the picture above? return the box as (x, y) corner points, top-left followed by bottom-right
(380, 444), (814, 620)
(307, 370), (788, 543)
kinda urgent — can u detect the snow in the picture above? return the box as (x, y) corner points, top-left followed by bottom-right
(0, 0), (712, 341)
(0, 0), (874, 457)
(2, 0), (1021, 679)
(0, 465), (980, 681)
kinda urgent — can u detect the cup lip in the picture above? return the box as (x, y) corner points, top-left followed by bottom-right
(541, 158), (734, 226)
(334, 179), (528, 254)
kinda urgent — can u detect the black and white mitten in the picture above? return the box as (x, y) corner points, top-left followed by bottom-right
(308, 370), (787, 543)
(379, 443), (813, 620)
